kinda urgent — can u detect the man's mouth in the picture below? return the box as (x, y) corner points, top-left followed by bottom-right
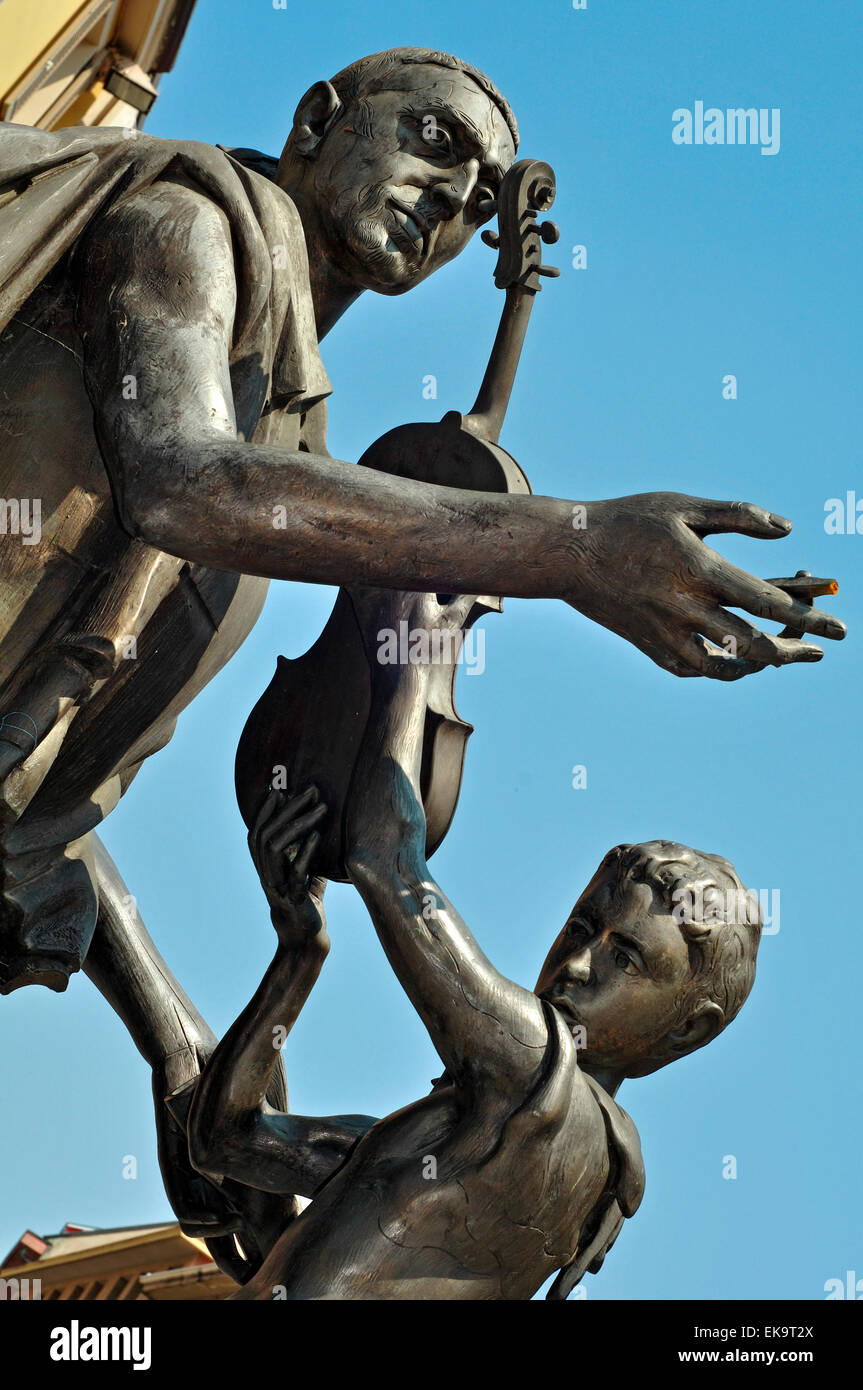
(388, 200), (429, 258)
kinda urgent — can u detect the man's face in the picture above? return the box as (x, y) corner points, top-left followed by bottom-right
(300, 66), (516, 294)
(535, 848), (697, 1076)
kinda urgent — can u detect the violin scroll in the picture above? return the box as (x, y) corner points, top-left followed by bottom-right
(483, 158), (561, 292)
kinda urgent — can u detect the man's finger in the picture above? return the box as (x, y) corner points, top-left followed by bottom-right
(685, 499), (792, 540)
(712, 561), (847, 640)
(766, 574), (840, 638)
(628, 619), (757, 681)
(672, 634), (763, 681)
(642, 619), (764, 680)
(691, 607), (824, 667)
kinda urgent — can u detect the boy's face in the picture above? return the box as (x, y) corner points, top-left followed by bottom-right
(535, 848), (698, 1076)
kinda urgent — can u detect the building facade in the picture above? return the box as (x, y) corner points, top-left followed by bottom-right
(0, 0), (196, 131)
(0, 1221), (234, 1300)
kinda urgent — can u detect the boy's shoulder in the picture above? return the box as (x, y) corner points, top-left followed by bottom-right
(540, 1004), (645, 1299)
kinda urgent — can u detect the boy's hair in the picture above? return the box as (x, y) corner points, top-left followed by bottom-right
(610, 841), (761, 1076)
(328, 47), (519, 151)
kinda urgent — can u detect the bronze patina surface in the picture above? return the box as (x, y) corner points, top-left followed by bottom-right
(0, 46), (845, 1297)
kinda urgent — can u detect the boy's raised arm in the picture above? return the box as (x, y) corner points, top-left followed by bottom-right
(345, 592), (549, 1093)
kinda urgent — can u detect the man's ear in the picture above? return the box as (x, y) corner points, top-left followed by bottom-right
(665, 1001), (725, 1057)
(290, 81), (344, 158)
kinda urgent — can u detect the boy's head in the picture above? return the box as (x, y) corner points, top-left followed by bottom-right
(535, 842), (761, 1081)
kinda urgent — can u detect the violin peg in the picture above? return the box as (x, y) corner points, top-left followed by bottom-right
(540, 220), (560, 245)
(537, 264), (561, 278)
(481, 229), (500, 249)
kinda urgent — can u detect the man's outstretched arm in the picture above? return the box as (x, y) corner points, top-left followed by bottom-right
(187, 790), (376, 1197)
(77, 180), (844, 680)
(345, 592), (550, 1096)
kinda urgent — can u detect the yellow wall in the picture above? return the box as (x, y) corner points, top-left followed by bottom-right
(0, 1), (193, 130)
(0, 0), (93, 94)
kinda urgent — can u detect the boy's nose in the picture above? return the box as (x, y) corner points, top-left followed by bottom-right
(562, 946), (592, 984)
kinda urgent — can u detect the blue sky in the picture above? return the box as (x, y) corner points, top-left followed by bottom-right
(2, 0), (861, 1300)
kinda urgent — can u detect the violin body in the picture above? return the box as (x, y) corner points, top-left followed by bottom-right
(235, 416), (530, 881)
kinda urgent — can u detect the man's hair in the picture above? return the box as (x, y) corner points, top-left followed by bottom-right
(328, 47), (519, 151)
(608, 841), (761, 1075)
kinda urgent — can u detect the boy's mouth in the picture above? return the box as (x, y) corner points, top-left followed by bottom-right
(544, 990), (582, 1029)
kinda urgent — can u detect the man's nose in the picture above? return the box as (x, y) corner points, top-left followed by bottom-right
(561, 947), (592, 985)
(430, 158), (480, 219)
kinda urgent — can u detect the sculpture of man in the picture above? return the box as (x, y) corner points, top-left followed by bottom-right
(184, 590), (761, 1300)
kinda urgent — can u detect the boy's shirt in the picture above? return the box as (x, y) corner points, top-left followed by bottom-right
(235, 1003), (645, 1300)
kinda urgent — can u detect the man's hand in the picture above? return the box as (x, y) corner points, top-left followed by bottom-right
(564, 493), (846, 679)
(248, 786), (328, 951)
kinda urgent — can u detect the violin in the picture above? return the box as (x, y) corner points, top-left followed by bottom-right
(235, 159), (560, 880)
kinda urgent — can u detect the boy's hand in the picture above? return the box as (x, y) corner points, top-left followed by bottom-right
(248, 786), (328, 952)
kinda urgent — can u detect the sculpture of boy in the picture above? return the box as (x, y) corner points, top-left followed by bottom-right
(186, 593), (761, 1299)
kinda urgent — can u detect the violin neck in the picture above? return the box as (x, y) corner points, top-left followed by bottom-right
(463, 285), (535, 445)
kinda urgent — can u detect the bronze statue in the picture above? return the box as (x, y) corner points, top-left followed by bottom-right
(0, 44), (844, 1292)
(183, 590), (762, 1300)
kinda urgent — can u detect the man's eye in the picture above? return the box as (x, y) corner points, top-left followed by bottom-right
(614, 948), (633, 971)
(421, 119), (453, 154)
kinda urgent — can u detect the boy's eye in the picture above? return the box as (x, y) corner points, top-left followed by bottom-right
(614, 948), (634, 972)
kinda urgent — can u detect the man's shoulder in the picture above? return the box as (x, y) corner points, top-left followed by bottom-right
(218, 146), (280, 182)
(8, 124), (332, 415)
(85, 170), (233, 248)
(0, 124), (244, 340)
